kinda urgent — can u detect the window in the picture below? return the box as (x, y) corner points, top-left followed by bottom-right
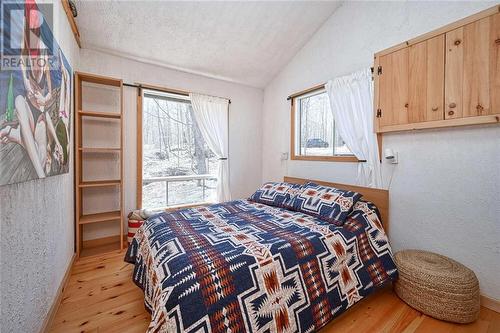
(291, 88), (355, 161)
(140, 90), (217, 209)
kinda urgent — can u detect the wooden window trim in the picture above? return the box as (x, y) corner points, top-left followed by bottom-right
(290, 155), (360, 162)
(289, 85), (360, 163)
(136, 88), (143, 209)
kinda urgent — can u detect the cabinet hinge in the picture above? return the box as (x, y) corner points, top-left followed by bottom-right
(377, 66), (382, 75)
(376, 109), (382, 118)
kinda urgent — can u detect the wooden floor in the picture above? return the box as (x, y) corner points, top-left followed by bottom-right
(50, 250), (500, 333)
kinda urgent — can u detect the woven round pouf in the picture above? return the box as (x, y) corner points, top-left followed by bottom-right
(394, 250), (480, 323)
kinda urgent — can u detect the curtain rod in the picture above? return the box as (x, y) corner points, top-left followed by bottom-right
(123, 82), (231, 104)
(288, 68), (376, 101)
(287, 83), (325, 101)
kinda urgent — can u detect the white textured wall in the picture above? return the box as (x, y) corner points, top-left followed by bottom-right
(261, 1), (500, 299)
(0, 2), (80, 332)
(384, 125), (500, 299)
(78, 49), (264, 240)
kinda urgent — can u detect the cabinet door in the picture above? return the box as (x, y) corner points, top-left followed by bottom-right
(463, 15), (491, 116)
(446, 12), (500, 118)
(409, 35), (445, 122)
(378, 48), (409, 127)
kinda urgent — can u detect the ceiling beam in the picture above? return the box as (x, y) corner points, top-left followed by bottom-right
(61, 0), (81, 48)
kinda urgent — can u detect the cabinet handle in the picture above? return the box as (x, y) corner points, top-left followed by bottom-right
(431, 106), (438, 111)
(449, 102), (456, 108)
(476, 104), (484, 113)
(495, 38), (500, 45)
(454, 39), (461, 46)
(404, 103), (409, 108)
(448, 110), (455, 116)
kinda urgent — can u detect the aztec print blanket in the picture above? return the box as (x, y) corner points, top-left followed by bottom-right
(125, 199), (398, 333)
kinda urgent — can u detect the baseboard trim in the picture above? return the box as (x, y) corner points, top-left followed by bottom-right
(481, 294), (500, 314)
(40, 253), (76, 333)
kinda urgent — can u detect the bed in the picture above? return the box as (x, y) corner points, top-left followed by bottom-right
(125, 177), (398, 332)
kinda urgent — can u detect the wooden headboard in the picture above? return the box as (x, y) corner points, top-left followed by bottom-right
(284, 177), (390, 233)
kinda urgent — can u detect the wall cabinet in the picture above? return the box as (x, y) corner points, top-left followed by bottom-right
(374, 6), (500, 133)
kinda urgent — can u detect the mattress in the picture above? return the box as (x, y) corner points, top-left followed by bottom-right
(125, 199), (398, 332)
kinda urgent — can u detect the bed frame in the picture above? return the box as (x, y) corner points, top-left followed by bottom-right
(284, 176), (390, 234)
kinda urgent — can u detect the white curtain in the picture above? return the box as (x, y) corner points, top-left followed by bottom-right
(325, 68), (382, 188)
(189, 93), (231, 202)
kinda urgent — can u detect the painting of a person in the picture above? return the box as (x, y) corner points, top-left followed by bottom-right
(0, 0), (72, 185)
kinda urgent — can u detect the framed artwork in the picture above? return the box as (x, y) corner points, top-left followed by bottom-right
(0, 0), (73, 186)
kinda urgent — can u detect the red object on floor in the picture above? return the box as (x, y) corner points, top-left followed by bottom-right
(128, 219), (144, 244)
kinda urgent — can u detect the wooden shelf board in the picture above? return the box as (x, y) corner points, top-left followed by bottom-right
(79, 180), (121, 188)
(79, 240), (121, 258)
(78, 110), (121, 119)
(79, 147), (121, 153)
(79, 211), (121, 225)
(377, 114), (500, 133)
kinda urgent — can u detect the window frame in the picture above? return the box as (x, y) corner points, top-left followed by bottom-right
(290, 85), (359, 163)
(136, 84), (217, 210)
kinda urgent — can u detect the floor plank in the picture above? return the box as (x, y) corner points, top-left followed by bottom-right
(49, 250), (500, 332)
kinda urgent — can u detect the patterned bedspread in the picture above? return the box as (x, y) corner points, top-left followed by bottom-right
(125, 199), (398, 333)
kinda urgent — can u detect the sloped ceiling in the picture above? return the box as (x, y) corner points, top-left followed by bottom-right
(75, 1), (341, 87)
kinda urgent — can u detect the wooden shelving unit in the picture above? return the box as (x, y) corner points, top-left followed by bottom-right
(75, 72), (124, 258)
